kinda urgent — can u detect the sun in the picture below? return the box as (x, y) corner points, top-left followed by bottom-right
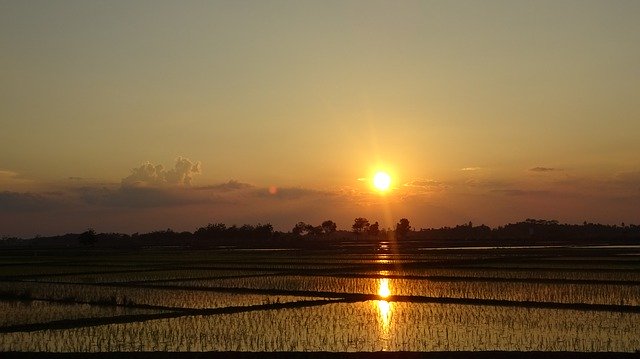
(373, 171), (392, 191)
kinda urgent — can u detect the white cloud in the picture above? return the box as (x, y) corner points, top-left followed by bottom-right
(122, 157), (201, 187)
(403, 179), (447, 190)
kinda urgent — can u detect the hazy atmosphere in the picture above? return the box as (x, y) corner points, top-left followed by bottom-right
(2, 1), (639, 237)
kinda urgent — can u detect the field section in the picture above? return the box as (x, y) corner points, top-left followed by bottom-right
(1, 245), (639, 352)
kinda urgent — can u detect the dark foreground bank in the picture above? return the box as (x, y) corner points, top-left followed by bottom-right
(2, 352), (640, 359)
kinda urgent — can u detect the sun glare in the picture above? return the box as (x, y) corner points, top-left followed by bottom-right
(378, 278), (391, 298)
(373, 171), (391, 191)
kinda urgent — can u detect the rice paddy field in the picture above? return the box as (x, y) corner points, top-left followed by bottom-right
(1, 244), (639, 354)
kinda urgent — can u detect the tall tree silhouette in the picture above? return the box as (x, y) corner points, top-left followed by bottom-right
(321, 220), (337, 235)
(292, 222), (310, 236)
(352, 217), (370, 235)
(368, 221), (380, 236)
(395, 218), (411, 239)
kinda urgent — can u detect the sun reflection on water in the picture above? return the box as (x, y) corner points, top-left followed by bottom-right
(375, 276), (393, 350)
(377, 299), (391, 327)
(378, 278), (391, 298)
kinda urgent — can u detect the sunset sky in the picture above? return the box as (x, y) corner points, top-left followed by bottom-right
(1, 1), (639, 237)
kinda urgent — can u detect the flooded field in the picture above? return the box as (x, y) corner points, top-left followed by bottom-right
(1, 245), (639, 352)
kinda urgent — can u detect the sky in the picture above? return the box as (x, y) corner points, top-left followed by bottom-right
(1, 1), (639, 237)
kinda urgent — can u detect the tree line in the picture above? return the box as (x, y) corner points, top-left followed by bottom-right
(74, 217), (640, 245)
(2, 217), (639, 247)
(418, 219), (640, 241)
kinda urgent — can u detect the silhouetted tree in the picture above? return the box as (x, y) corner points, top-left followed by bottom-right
(292, 222), (310, 236)
(254, 223), (274, 240)
(352, 217), (370, 235)
(321, 220), (337, 235)
(395, 218), (411, 239)
(368, 221), (380, 237)
(79, 228), (97, 246)
(307, 225), (323, 237)
(195, 223), (227, 239)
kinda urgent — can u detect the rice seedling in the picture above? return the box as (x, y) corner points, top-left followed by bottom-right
(0, 281), (327, 310)
(151, 275), (640, 306)
(0, 300), (160, 327)
(1, 247), (637, 352)
(1, 302), (638, 352)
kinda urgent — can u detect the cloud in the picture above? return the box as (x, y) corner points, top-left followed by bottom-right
(0, 170), (19, 179)
(463, 178), (510, 189)
(611, 171), (640, 192)
(196, 180), (254, 192)
(60, 157), (208, 208)
(195, 180), (330, 201)
(613, 171), (640, 184)
(403, 179), (448, 191)
(0, 169), (35, 190)
(0, 191), (63, 211)
(530, 167), (560, 172)
(76, 186), (217, 208)
(74, 170), (332, 208)
(254, 186), (330, 200)
(121, 157), (201, 188)
(491, 189), (551, 196)
(461, 167), (482, 171)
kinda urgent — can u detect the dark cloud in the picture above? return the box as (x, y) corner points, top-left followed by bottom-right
(612, 171), (640, 193)
(81, 157), (206, 207)
(530, 167), (559, 172)
(122, 157), (201, 187)
(613, 171), (640, 184)
(41, 191), (65, 196)
(0, 170), (34, 187)
(72, 170), (332, 208)
(76, 186), (216, 208)
(492, 189), (551, 196)
(254, 186), (330, 200)
(0, 191), (63, 211)
(195, 180), (330, 200)
(195, 180), (254, 192)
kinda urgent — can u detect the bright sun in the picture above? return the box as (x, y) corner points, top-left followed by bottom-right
(373, 171), (392, 191)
